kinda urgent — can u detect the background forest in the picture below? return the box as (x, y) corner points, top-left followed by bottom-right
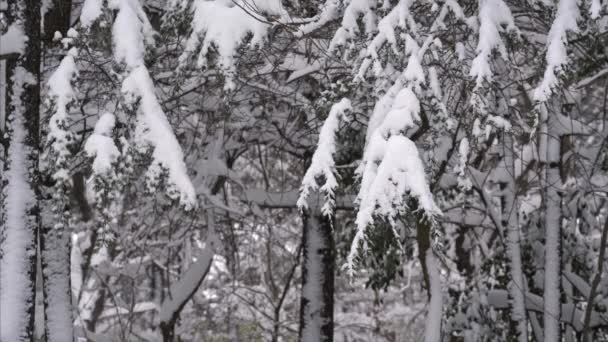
(1, 0), (608, 341)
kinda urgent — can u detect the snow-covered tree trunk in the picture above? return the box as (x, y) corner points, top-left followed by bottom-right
(40, 224), (73, 341)
(0, 0), (41, 340)
(298, 209), (334, 342)
(415, 209), (442, 342)
(540, 105), (562, 342)
(501, 130), (528, 342)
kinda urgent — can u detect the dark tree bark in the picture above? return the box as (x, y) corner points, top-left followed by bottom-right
(298, 209), (334, 342)
(43, 0), (72, 42)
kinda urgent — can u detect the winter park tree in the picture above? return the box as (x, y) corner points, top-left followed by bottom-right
(1, 0), (608, 341)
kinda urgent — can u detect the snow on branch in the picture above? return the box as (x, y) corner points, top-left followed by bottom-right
(330, 0), (377, 51)
(80, 0), (103, 27)
(46, 47), (78, 182)
(352, 0), (413, 78)
(109, 0), (196, 207)
(84, 113), (120, 176)
(293, 0), (341, 37)
(298, 98), (352, 215)
(469, 0), (516, 87)
(179, 0), (285, 90)
(347, 85), (440, 274)
(0, 23), (26, 57)
(533, 0), (580, 101)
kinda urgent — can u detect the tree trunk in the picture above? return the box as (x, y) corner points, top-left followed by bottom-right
(40, 224), (74, 341)
(501, 130), (528, 342)
(540, 104), (562, 342)
(298, 209), (334, 342)
(416, 207), (442, 342)
(0, 1), (41, 341)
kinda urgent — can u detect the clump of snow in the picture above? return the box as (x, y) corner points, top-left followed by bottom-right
(350, 0), (413, 78)
(47, 47), (78, 180)
(0, 23), (26, 56)
(455, 138), (471, 190)
(80, 0), (103, 27)
(121, 66), (196, 206)
(533, 0), (580, 101)
(376, 87), (420, 136)
(330, 0), (377, 51)
(110, 0), (155, 69)
(347, 82), (440, 273)
(85, 113), (120, 175)
(179, 0), (272, 90)
(108, 0), (196, 207)
(469, 0), (516, 87)
(294, 0), (341, 37)
(298, 98), (352, 215)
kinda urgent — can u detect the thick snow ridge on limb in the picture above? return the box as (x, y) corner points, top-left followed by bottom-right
(534, 0), (580, 101)
(80, 0), (103, 27)
(179, 0), (286, 90)
(110, 0), (196, 207)
(347, 85), (440, 274)
(0, 23), (26, 57)
(470, 0), (516, 87)
(47, 47), (78, 180)
(85, 113), (120, 175)
(298, 98), (352, 215)
(329, 0), (378, 51)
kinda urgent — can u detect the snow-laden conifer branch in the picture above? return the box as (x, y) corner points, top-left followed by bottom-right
(109, 0), (196, 208)
(469, 0), (516, 87)
(179, 0), (286, 90)
(293, 0), (341, 37)
(46, 47), (78, 183)
(347, 85), (440, 274)
(534, 0), (580, 101)
(80, 0), (103, 28)
(329, 0), (377, 51)
(84, 113), (120, 176)
(353, 0), (414, 78)
(298, 98), (352, 216)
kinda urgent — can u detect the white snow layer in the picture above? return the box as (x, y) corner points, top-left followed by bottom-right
(469, 0), (516, 86)
(298, 98), (352, 215)
(0, 23), (26, 56)
(85, 113), (120, 175)
(80, 0), (103, 27)
(110, 0), (196, 207)
(180, 0), (274, 89)
(347, 84), (440, 273)
(533, 0), (579, 101)
(47, 47), (78, 177)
